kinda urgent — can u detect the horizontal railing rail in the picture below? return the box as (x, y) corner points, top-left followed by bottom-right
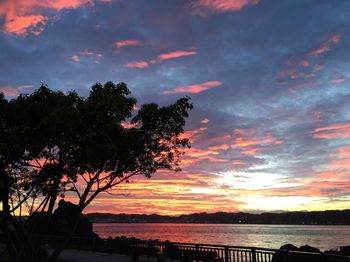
(35, 235), (350, 262)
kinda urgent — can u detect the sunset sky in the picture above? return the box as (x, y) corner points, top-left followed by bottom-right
(1, 0), (350, 215)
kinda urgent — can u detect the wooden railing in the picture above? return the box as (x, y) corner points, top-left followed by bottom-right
(38, 235), (350, 262)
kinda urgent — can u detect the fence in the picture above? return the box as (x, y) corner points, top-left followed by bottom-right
(39, 235), (350, 262)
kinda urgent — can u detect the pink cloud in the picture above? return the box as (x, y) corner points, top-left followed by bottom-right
(277, 62), (324, 82)
(157, 51), (197, 62)
(311, 123), (350, 139)
(308, 46), (330, 57)
(307, 33), (341, 57)
(71, 54), (80, 62)
(329, 78), (346, 84)
(326, 33), (340, 45)
(287, 80), (317, 93)
(71, 49), (102, 62)
(115, 39), (142, 48)
(312, 109), (323, 123)
(201, 118), (210, 124)
(300, 60), (310, 67)
(125, 49), (197, 69)
(163, 81), (222, 95)
(0, 85), (33, 97)
(0, 0), (96, 35)
(191, 0), (259, 13)
(80, 49), (102, 57)
(121, 122), (139, 129)
(125, 61), (149, 68)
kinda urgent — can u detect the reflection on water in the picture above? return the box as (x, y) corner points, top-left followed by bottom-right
(93, 223), (349, 251)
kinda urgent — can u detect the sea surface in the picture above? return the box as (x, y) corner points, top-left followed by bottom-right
(93, 223), (349, 251)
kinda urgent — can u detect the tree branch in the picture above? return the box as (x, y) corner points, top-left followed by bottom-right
(81, 170), (141, 210)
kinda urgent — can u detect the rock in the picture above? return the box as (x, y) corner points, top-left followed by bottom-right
(340, 245), (350, 256)
(299, 245), (320, 253)
(324, 249), (340, 255)
(26, 200), (98, 238)
(273, 244), (322, 262)
(53, 200), (98, 238)
(280, 244), (299, 251)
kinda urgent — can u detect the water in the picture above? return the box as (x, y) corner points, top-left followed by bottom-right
(93, 223), (349, 251)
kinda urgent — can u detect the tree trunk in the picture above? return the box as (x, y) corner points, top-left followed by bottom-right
(0, 166), (38, 262)
(47, 178), (59, 214)
(0, 166), (17, 261)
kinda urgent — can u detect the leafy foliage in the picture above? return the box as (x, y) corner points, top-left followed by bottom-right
(1, 81), (192, 214)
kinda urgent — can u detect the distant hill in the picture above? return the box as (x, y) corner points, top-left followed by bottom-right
(86, 210), (350, 225)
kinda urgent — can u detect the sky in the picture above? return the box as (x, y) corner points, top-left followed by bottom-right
(1, 0), (350, 215)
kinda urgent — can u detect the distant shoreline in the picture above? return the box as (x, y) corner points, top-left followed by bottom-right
(86, 209), (350, 225)
(92, 222), (350, 225)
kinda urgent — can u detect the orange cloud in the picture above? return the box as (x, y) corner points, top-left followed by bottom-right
(0, 0), (97, 35)
(185, 148), (220, 157)
(326, 146), (350, 171)
(240, 147), (261, 155)
(307, 33), (341, 57)
(125, 61), (149, 68)
(180, 127), (207, 142)
(192, 0), (259, 13)
(115, 39), (142, 48)
(163, 81), (222, 95)
(338, 146), (350, 158)
(232, 129), (282, 148)
(200, 118), (210, 124)
(180, 148), (229, 168)
(157, 51), (197, 62)
(231, 128), (283, 155)
(311, 123), (350, 139)
(208, 144), (230, 151)
(0, 85), (32, 97)
(4, 15), (46, 35)
(233, 160), (245, 165)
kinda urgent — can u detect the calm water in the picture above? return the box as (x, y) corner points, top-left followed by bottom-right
(93, 223), (349, 251)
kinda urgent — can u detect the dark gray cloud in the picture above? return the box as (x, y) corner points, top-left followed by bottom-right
(1, 0), (350, 212)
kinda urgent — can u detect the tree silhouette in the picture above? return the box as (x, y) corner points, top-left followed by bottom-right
(0, 81), (192, 261)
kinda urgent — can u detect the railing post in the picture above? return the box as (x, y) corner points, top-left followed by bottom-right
(109, 238), (113, 254)
(224, 247), (229, 262)
(195, 244), (199, 262)
(77, 237), (81, 251)
(282, 250), (288, 262)
(92, 238), (96, 253)
(252, 248), (257, 262)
